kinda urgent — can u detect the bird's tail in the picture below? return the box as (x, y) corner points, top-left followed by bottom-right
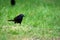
(8, 20), (14, 21)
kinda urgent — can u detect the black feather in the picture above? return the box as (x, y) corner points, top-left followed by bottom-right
(8, 14), (24, 24)
(8, 20), (14, 21)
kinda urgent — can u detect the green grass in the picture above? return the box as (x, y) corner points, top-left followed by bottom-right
(0, 0), (60, 40)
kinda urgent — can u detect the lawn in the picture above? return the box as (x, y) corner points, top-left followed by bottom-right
(0, 0), (60, 40)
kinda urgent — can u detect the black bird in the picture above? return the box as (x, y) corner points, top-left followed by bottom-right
(8, 14), (24, 24)
(11, 0), (15, 6)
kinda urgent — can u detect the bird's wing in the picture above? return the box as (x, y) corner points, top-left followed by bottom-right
(14, 15), (22, 20)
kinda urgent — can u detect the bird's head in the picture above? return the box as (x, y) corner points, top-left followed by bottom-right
(20, 14), (25, 17)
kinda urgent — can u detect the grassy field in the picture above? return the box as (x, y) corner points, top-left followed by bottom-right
(0, 0), (60, 40)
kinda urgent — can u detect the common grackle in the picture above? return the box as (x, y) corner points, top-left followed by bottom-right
(8, 14), (24, 24)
